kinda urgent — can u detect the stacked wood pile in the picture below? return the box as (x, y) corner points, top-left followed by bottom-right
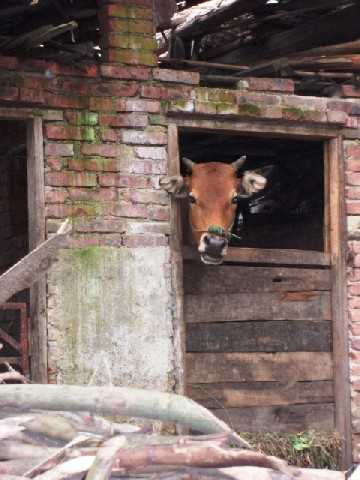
(0, 383), (345, 480)
(161, 0), (360, 95)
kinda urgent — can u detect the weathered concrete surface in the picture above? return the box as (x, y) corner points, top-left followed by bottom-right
(47, 246), (175, 391)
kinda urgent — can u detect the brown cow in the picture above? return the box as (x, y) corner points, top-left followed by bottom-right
(161, 156), (267, 265)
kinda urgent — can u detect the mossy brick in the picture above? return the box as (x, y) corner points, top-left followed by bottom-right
(104, 48), (157, 67)
(69, 157), (121, 172)
(104, 18), (154, 35)
(282, 95), (327, 112)
(195, 101), (217, 115)
(216, 102), (238, 115)
(237, 91), (281, 106)
(89, 97), (116, 112)
(237, 103), (261, 117)
(167, 99), (194, 114)
(65, 111), (98, 126)
(149, 114), (167, 126)
(104, 5), (153, 20)
(45, 125), (82, 140)
(105, 33), (157, 51)
(82, 127), (96, 142)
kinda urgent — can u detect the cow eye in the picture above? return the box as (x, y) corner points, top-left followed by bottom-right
(189, 193), (197, 204)
(232, 195), (239, 204)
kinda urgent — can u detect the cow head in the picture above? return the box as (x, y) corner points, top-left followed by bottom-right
(160, 157), (267, 265)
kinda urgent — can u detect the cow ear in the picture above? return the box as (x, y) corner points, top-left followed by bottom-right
(160, 175), (188, 198)
(240, 170), (267, 196)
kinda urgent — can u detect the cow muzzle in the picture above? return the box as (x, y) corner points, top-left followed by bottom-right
(198, 233), (228, 265)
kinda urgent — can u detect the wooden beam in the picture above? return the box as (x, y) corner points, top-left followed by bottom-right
(328, 137), (352, 468)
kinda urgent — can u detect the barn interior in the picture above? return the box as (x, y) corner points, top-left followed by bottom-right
(0, 120), (29, 375)
(179, 131), (325, 251)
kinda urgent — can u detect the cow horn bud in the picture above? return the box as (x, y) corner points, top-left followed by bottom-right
(182, 157), (194, 173)
(231, 155), (247, 171)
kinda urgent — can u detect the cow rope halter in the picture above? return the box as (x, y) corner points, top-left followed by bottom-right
(207, 224), (242, 242)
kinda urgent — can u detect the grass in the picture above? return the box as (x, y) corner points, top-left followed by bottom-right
(240, 431), (342, 470)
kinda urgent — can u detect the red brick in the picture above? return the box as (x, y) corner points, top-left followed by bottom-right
(347, 117), (359, 129)
(46, 204), (73, 218)
(126, 190), (168, 205)
(129, 159), (166, 174)
(347, 173), (360, 186)
(117, 98), (160, 113)
(135, 146), (166, 160)
(75, 217), (126, 233)
(0, 55), (19, 69)
(89, 96), (115, 111)
(46, 157), (68, 171)
(247, 77), (294, 93)
(44, 92), (87, 109)
(45, 172), (97, 187)
(45, 187), (69, 203)
(353, 339), (360, 351)
(148, 205), (170, 221)
(45, 125), (82, 140)
(351, 284), (360, 296)
(122, 235), (167, 248)
(0, 87), (18, 101)
(342, 85), (360, 98)
(68, 188), (118, 202)
(99, 174), (152, 188)
(45, 143), (74, 156)
(101, 4), (153, 19)
(100, 129), (118, 142)
(153, 68), (200, 85)
(345, 143), (360, 158)
(99, 113), (148, 128)
(100, 16), (154, 34)
(81, 144), (123, 157)
(351, 310), (360, 323)
(100, 65), (150, 80)
(69, 157), (121, 172)
(351, 323), (360, 336)
(89, 81), (138, 97)
(327, 110), (348, 125)
(141, 85), (168, 99)
(350, 298), (360, 309)
(112, 202), (147, 218)
(19, 87), (44, 104)
(121, 129), (167, 145)
(346, 160), (360, 172)
(347, 201), (360, 215)
(237, 91), (281, 107)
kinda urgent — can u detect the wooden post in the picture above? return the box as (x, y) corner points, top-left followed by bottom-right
(27, 117), (47, 383)
(168, 124), (186, 397)
(328, 137), (352, 468)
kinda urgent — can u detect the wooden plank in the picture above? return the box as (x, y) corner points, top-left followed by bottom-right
(212, 404), (335, 433)
(187, 321), (332, 352)
(186, 352), (333, 383)
(187, 381), (334, 408)
(328, 137), (352, 467)
(27, 118), (47, 384)
(183, 246), (331, 266)
(185, 292), (331, 323)
(184, 264), (331, 294)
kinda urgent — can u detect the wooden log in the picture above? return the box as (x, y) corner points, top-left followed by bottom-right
(187, 380), (334, 408)
(85, 436), (127, 480)
(184, 264), (331, 294)
(184, 292), (331, 322)
(186, 320), (332, 352)
(0, 219), (71, 304)
(212, 404), (335, 433)
(186, 352), (333, 383)
(0, 385), (246, 442)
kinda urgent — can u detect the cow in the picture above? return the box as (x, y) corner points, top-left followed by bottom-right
(160, 156), (267, 265)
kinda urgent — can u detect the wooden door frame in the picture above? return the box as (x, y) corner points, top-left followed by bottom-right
(0, 111), (47, 382)
(167, 119), (351, 467)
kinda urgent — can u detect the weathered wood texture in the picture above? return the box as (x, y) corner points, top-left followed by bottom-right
(184, 264), (331, 294)
(186, 352), (333, 384)
(212, 404), (335, 433)
(187, 381), (334, 408)
(184, 258), (334, 433)
(185, 292), (331, 323)
(187, 321), (332, 352)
